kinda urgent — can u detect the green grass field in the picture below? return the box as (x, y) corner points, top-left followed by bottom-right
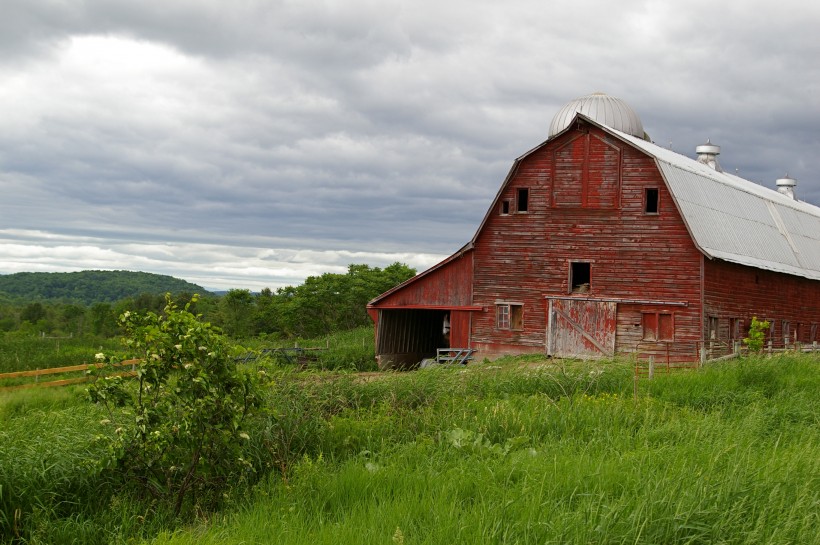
(0, 335), (125, 374)
(1, 352), (818, 544)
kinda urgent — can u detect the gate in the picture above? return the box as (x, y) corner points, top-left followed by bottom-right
(547, 298), (617, 358)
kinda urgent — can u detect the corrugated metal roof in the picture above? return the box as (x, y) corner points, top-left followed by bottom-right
(610, 125), (820, 281)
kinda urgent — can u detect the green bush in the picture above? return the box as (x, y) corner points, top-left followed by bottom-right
(88, 295), (265, 517)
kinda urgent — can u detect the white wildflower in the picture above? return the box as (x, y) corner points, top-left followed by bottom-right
(95, 353), (106, 361)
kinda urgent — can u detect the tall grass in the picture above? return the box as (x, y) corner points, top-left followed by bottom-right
(153, 354), (819, 545)
(0, 335), (124, 373)
(2, 354), (818, 544)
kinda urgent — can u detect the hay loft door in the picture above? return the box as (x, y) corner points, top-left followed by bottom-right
(547, 298), (616, 358)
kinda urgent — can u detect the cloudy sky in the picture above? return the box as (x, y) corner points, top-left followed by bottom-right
(1, 0), (818, 291)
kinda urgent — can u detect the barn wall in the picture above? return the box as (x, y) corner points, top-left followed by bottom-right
(470, 124), (703, 358)
(704, 260), (820, 347)
(373, 251), (473, 307)
(449, 310), (472, 348)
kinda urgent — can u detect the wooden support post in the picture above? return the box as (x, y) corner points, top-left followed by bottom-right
(648, 356), (654, 380)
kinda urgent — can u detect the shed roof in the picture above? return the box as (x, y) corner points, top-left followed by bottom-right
(607, 123), (820, 281)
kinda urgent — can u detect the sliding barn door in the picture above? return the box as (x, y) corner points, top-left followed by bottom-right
(547, 299), (616, 358)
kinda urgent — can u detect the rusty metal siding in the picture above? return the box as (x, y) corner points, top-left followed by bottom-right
(471, 124), (703, 357)
(703, 259), (820, 347)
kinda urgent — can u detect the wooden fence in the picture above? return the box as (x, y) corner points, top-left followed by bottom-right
(634, 340), (820, 380)
(0, 359), (140, 392)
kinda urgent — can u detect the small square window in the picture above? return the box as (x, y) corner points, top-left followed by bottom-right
(642, 312), (674, 341)
(501, 200), (510, 215)
(496, 303), (523, 330)
(570, 262), (591, 293)
(517, 188), (529, 213)
(729, 318), (742, 340)
(708, 316), (719, 340)
(645, 188), (659, 214)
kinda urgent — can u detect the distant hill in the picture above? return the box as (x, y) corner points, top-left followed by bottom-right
(0, 270), (209, 305)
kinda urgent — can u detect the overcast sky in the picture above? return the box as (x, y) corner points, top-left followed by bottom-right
(1, 0), (818, 291)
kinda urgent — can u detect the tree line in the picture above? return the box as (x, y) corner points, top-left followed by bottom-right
(0, 270), (206, 305)
(0, 263), (415, 340)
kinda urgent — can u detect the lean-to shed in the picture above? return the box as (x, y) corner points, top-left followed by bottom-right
(368, 93), (820, 369)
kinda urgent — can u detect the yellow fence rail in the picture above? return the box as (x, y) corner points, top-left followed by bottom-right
(0, 359), (140, 392)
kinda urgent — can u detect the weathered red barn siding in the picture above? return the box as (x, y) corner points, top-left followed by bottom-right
(372, 251), (473, 308)
(470, 124), (703, 358)
(449, 310), (472, 348)
(703, 259), (820, 347)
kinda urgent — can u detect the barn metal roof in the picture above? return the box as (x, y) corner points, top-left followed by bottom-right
(609, 125), (820, 281)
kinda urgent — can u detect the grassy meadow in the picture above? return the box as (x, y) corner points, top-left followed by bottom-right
(0, 347), (818, 544)
(0, 335), (125, 374)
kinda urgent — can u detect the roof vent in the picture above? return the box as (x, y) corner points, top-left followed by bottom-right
(695, 139), (722, 172)
(776, 174), (797, 200)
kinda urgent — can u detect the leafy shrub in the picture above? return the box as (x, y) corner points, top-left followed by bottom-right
(88, 295), (265, 516)
(743, 316), (770, 352)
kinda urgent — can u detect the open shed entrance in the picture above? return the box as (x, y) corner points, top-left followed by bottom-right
(546, 298), (616, 358)
(375, 309), (451, 370)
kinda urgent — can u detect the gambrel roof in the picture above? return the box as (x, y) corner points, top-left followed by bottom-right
(472, 113), (820, 283)
(608, 123), (820, 282)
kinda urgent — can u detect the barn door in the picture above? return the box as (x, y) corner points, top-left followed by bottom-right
(547, 299), (616, 358)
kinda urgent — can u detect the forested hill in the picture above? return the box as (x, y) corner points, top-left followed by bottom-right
(0, 271), (208, 305)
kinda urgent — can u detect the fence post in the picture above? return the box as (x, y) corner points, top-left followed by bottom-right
(648, 356), (654, 380)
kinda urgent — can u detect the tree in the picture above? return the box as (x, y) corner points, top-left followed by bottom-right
(219, 289), (254, 338)
(88, 294), (264, 516)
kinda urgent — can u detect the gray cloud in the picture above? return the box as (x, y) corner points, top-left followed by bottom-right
(1, 0), (818, 290)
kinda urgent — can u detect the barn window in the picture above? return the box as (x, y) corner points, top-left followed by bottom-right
(569, 262), (591, 293)
(811, 323), (818, 342)
(707, 316), (719, 340)
(517, 188), (529, 213)
(643, 312), (674, 341)
(644, 188), (659, 214)
(496, 303), (523, 330)
(782, 320), (791, 344)
(501, 200), (510, 215)
(729, 318), (742, 340)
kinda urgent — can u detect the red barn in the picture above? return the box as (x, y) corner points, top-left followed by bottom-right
(368, 93), (820, 369)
